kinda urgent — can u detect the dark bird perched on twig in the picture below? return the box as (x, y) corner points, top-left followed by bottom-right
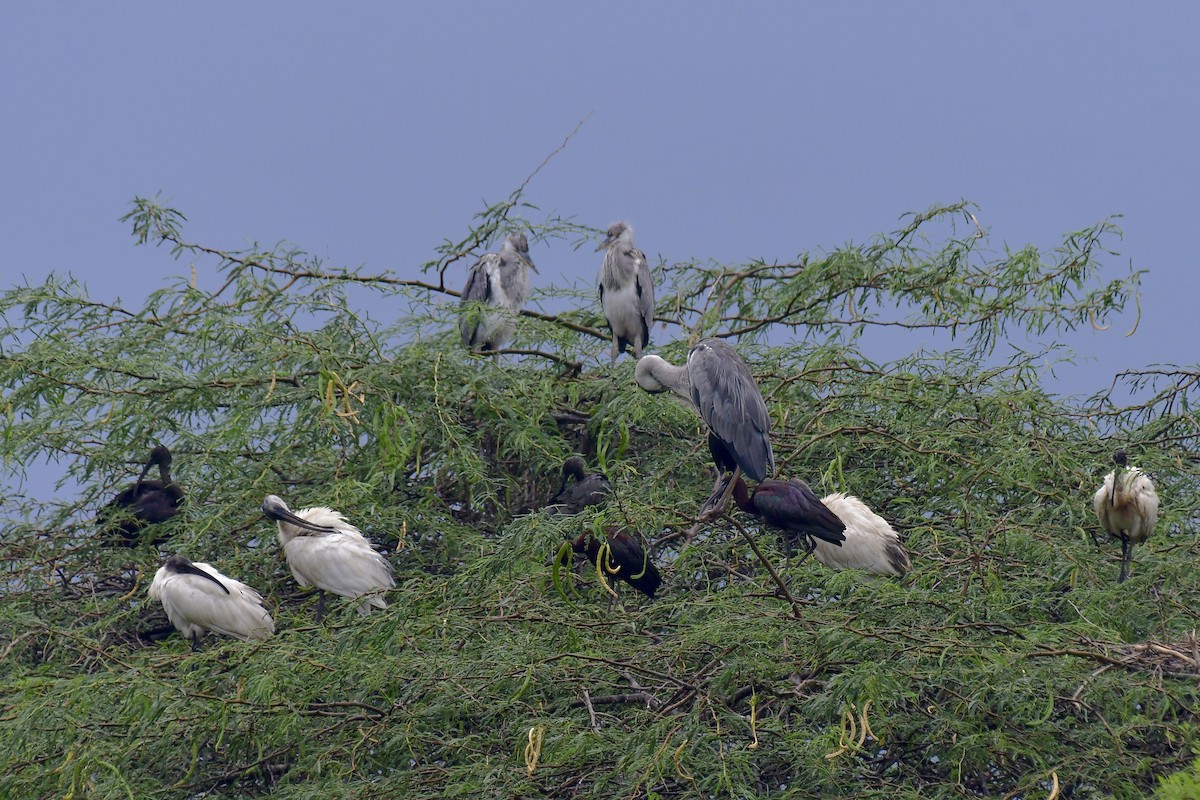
(546, 456), (611, 515)
(1093, 449), (1159, 583)
(731, 476), (846, 563)
(571, 528), (661, 599)
(635, 338), (774, 521)
(99, 445), (184, 546)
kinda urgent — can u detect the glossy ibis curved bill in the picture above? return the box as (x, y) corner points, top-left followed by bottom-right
(596, 221), (655, 364)
(571, 528), (661, 599)
(546, 456), (612, 515)
(459, 232), (538, 353)
(1092, 449), (1159, 583)
(635, 339), (774, 518)
(99, 444), (184, 546)
(262, 495), (395, 619)
(148, 554), (274, 650)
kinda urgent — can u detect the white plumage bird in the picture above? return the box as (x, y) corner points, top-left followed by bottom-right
(148, 554), (275, 650)
(814, 493), (911, 577)
(262, 495), (395, 618)
(1093, 449), (1159, 583)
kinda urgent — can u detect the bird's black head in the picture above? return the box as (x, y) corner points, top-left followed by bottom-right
(561, 456), (587, 481)
(1113, 450), (1128, 468)
(150, 444), (172, 467)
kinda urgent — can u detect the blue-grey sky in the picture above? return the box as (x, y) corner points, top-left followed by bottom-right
(3, 3), (1197, 400)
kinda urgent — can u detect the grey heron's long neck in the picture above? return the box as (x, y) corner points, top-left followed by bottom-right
(653, 361), (692, 402)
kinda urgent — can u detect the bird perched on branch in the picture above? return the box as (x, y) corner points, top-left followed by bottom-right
(636, 339), (774, 519)
(814, 493), (911, 577)
(571, 528), (661, 599)
(262, 495), (395, 619)
(100, 444), (184, 546)
(596, 221), (655, 364)
(148, 554), (274, 650)
(1093, 449), (1159, 583)
(546, 456), (611, 515)
(459, 232), (538, 353)
(731, 476), (846, 561)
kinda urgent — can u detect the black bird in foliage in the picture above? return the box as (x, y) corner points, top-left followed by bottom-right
(731, 475), (846, 559)
(99, 445), (184, 546)
(572, 528), (661, 599)
(547, 456), (612, 515)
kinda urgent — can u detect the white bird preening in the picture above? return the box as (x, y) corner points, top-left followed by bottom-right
(1093, 449), (1159, 583)
(596, 222), (655, 364)
(148, 554), (275, 650)
(636, 339), (775, 519)
(262, 494), (395, 619)
(816, 493), (912, 577)
(459, 232), (538, 354)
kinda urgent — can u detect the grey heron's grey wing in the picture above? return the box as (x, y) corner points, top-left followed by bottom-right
(633, 249), (655, 334)
(459, 257), (495, 346)
(497, 253), (529, 308)
(688, 339), (775, 481)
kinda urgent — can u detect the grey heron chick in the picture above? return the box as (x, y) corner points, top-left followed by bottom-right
(1092, 450), (1159, 583)
(459, 232), (538, 353)
(636, 339), (775, 518)
(596, 222), (655, 364)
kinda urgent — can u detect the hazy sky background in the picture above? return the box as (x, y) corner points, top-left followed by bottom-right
(3, 4), (1197, 480)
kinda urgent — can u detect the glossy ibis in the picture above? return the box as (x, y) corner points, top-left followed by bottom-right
(731, 476), (846, 561)
(571, 528), (661, 599)
(99, 444), (184, 546)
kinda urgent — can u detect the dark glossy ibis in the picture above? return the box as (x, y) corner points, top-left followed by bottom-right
(571, 528), (661, 599)
(99, 444), (184, 546)
(547, 456), (612, 515)
(731, 476), (846, 560)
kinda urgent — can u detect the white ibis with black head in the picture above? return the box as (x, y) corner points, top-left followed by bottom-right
(262, 495), (395, 619)
(1093, 449), (1159, 583)
(100, 444), (184, 546)
(814, 493), (911, 577)
(148, 554), (275, 650)
(596, 221), (655, 364)
(636, 339), (775, 518)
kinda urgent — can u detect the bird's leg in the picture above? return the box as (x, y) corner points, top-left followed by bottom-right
(315, 590), (327, 623)
(699, 468), (740, 522)
(610, 337), (620, 366)
(190, 634), (201, 653)
(1118, 538), (1132, 583)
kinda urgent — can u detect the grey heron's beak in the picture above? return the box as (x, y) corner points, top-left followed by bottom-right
(261, 495), (339, 535)
(524, 254), (539, 274)
(594, 236), (614, 253)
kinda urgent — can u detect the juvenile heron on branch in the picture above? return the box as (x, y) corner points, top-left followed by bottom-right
(459, 232), (538, 353)
(596, 222), (654, 364)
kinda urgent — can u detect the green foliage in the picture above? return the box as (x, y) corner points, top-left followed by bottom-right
(1157, 758), (1200, 799)
(1, 191), (1198, 799)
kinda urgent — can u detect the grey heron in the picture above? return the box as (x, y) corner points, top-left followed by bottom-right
(148, 554), (275, 650)
(635, 339), (775, 517)
(1093, 450), (1159, 583)
(546, 456), (611, 515)
(596, 222), (655, 364)
(100, 444), (184, 546)
(262, 495), (395, 619)
(459, 232), (538, 353)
